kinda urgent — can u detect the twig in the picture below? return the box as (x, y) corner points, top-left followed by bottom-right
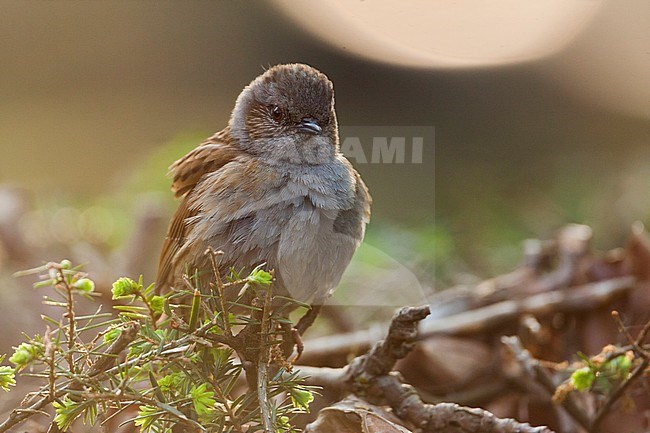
(299, 277), (635, 364)
(299, 307), (553, 433)
(53, 265), (77, 375)
(636, 317), (650, 351)
(428, 224), (592, 320)
(292, 365), (347, 391)
(626, 311), (650, 358)
(211, 380), (245, 433)
(589, 311), (650, 431)
(257, 287), (274, 433)
(85, 322), (140, 378)
(0, 391), (61, 433)
(501, 336), (592, 431)
(352, 305), (430, 380)
(206, 247), (233, 338)
(351, 307), (554, 432)
(591, 357), (649, 431)
(372, 375), (555, 433)
(611, 310), (636, 346)
(421, 277), (635, 338)
(0, 322), (140, 432)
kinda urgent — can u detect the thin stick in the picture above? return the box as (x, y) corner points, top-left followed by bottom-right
(591, 357), (649, 431)
(206, 247), (233, 338)
(257, 287), (274, 433)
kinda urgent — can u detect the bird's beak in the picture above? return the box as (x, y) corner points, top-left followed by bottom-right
(297, 117), (322, 135)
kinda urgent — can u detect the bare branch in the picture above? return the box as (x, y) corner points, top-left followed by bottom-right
(299, 277), (635, 364)
(501, 336), (591, 431)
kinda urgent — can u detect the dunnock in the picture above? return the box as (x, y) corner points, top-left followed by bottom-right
(156, 63), (371, 307)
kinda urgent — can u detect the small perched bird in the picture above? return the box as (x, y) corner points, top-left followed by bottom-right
(156, 63), (371, 308)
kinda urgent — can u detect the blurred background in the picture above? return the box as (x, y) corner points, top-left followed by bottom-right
(0, 0), (649, 344)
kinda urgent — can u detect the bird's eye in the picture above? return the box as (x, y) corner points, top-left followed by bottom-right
(270, 105), (284, 123)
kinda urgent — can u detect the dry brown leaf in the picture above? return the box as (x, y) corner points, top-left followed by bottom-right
(304, 395), (413, 433)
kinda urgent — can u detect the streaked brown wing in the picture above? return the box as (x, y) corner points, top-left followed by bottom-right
(156, 129), (239, 293)
(156, 196), (195, 293)
(170, 128), (238, 198)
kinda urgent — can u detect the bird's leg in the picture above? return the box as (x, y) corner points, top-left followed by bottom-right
(290, 327), (304, 361)
(281, 303), (323, 363)
(295, 304), (322, 335)
(278, 325), (304, 363)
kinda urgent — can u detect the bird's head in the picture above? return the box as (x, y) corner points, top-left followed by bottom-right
(229, 63), (339, 165)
